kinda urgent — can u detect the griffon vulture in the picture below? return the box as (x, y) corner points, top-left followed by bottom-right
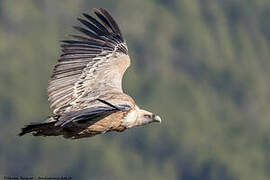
(19, 8), (161, 139)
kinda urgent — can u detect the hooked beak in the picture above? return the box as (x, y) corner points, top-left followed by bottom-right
(153, 114), (162, 123)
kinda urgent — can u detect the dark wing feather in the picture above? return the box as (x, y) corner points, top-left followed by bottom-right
(97, 8), (122, 38)
(77, 18), (105, 36)
(82, 13), (110, 35)
(48, 8), (131, 114)
(55, 102), (131, 127)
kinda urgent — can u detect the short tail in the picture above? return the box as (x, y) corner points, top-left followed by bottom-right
(19, 120), (60, 137)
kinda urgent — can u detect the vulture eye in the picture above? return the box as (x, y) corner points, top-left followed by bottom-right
(144, 114), (151, 119)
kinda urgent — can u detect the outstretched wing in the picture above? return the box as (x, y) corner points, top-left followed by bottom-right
(47, 8), (131, 114)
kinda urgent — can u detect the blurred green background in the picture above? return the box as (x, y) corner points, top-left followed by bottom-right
(1, 0), (270, 179)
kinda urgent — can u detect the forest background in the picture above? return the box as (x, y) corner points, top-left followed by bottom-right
(1, 0), (270, 179)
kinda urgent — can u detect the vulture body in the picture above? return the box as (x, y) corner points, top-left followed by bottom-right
(19, 8), (161, 139)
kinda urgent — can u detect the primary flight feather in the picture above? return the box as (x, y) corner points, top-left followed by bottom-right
(19, 8), (161, 139)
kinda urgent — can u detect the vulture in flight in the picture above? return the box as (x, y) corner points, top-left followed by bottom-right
(19, 8), (161, 139)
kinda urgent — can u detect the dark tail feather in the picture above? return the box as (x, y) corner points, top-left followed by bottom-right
(19, 121), (59, 136)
